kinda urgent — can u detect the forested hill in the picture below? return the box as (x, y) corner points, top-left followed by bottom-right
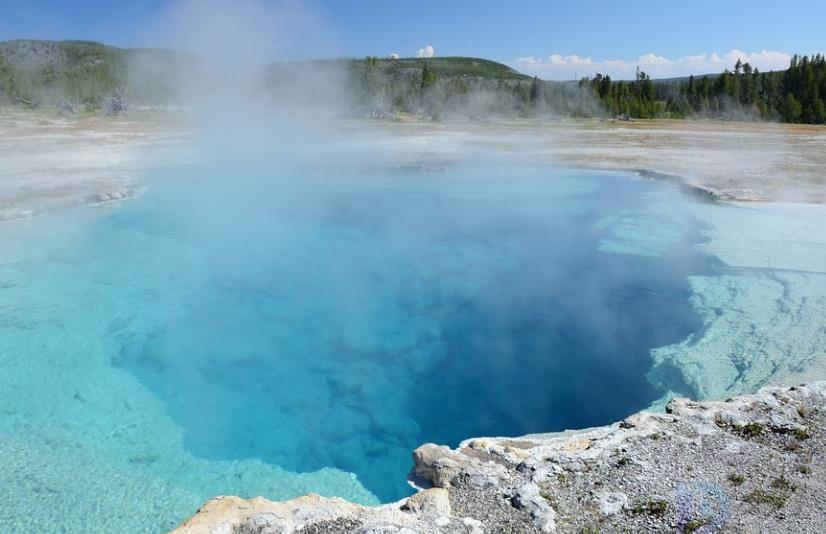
(1, 39), (824, 124)
(268, 55), (544, 117)
(0, 40), (184, 108)
(353, 56), (529, 80)
(0, 40), (539, 113)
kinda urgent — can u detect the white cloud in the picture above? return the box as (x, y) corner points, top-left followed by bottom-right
(390, 53), (400, 59)
(516, 54), (593, 67)
(638, 53), (670, 65)
(552, 54), (592, 66)
(417, 45), (435, 58)
(513, 49), (798, 80)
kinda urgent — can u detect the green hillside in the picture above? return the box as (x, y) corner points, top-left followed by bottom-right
(358, 56), (529, 80)
(0, 39), (182, 109)
(264, 54), (539, 117)
(0, 40), (537, 112)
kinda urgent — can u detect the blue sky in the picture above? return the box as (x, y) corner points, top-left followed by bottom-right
(1, 0), (824, 79)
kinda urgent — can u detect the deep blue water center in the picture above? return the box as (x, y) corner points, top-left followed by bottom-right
(94, 163), (711, 502)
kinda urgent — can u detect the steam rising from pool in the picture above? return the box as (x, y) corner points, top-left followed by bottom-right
(95, 149), (714, 502)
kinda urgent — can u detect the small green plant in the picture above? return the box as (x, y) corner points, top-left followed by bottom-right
(616, 457), (631, 467)
(770, 476), (795, 492)
(798, 464), (812, 475)
(793, 428), (811, 440)
(683, 517), (710, 533)
(728, 473), (746, 486)
(743, 489), (787, 509)
(556, 472), (570, 485)
(631, 499), (668, 517)
(739, 422), (765, 438)
(538, 484), (559, 507)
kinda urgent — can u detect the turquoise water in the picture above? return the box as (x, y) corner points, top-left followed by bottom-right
(0, 159), (716, 531)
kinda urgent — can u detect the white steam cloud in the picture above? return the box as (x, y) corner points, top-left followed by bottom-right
(515, 49), (801, 80)
(137, 0), (346, 125)
(417, 45), (435, 58)
(152, 0), (331, 67)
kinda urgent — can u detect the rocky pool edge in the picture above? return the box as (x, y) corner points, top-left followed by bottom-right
(172, 381), (826, 533)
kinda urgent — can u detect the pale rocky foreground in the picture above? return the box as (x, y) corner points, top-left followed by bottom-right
(174, 382), (826, 533)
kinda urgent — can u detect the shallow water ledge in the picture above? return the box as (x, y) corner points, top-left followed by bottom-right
(174, 381), (826, 533)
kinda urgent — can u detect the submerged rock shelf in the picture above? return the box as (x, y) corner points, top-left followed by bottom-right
(174, 382), (826, 533)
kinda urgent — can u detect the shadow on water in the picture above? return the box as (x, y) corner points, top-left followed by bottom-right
(103, 165), (716, 502)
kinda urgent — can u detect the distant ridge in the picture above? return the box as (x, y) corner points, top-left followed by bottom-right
(3, 39), (821, 124)
(350, 56), (530, 80)
(0, 39), (538, 111)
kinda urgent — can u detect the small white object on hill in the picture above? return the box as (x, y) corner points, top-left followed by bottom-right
(418, 45), (435, 58)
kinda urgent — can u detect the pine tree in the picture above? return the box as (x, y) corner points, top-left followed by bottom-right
(813, 98), (826, 124)
(421, 62), (437, 90)
(529, 76), (541, 105)
(783, 93), (803, 122)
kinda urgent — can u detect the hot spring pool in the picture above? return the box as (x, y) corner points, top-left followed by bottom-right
(0, 161), (720, 531)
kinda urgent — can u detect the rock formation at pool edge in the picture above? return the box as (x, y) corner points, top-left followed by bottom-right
(173, 381), (826, 533)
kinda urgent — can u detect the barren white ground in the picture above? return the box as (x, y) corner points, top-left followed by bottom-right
(0, 109), (188, 219)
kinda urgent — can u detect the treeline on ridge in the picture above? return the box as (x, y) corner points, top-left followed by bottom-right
(578, 54), (826, 123)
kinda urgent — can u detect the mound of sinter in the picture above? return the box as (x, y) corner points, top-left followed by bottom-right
(174, 382), (825, 533)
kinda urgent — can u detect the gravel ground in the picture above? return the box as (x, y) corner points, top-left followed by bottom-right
(174, 383), (826, 533)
